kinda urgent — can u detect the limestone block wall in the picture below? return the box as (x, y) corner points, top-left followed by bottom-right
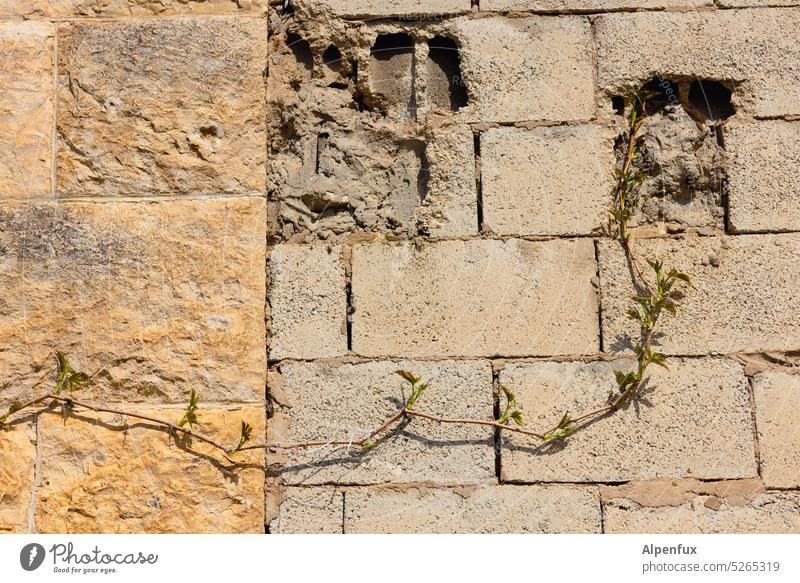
(1, 0), (800, 534)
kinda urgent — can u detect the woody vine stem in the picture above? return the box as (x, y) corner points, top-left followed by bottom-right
(0, 91), (689, 460)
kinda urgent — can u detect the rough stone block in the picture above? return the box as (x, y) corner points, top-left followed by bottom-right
(0, 22), (54, 198)
(57, 17), (266, 197)
(500, 358), (757, 482)
(595, 9), (800, 117)
(274, 360), (494, 485)
(482, 0), (710, 8)
(603, 478), (800, 533)
(308, 0), (470, 17)
(352, 239), (598, 357)
(753, 371), (800, 488)
(598, 235), (800, 355)
(718, 0), (800, 5)
(0, 197), (266, 406)
(344, 485), (601, 533)
(35, 406), (264, 533)
(0, 422), (36, 533)
(449, 17), (594, 123)
(270, 488), (343, 533)
(481, 125), (614, 236)
(0, 0), (266, 17)
(724, 120), (800, 233)
(269, 244), (347, 360)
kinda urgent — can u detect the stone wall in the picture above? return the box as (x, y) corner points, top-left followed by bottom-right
(1, 0), (799, 534)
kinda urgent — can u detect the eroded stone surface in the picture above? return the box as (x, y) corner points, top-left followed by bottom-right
(753, 372), (800, 488)
(270, 487), (343, 533)
(0, 0), (267, 17)
(57, 17), (266, 197)
(344, 485), (601, 533)
(273, 360), (494, 485)
(0, 22), (54, 198)
(500, 359), (757, 482)
(35, 407), (264, 533)
(483, 0), (709, 8)
(0, 198), (266, 406)
(352, 239), (599, 357)
(306, 0), (470, 17)
(599, 235), (800, 355)
(0, 422), (36, 533)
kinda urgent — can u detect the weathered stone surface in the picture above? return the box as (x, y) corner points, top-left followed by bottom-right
(482, 0), (710, 8)
(0, 197), (266, 406)
(344, 485), (601, 533)
(352, 239), (598, 357)
(724, 120), (800, 233)
(269, 244), (347, 360)
(500, 359), (757, 482)
(718, 0), (800, 5)
(57, 17), (266, 197)
(481, 125), (614, 236)
(270, 488), (343, 533)
(35, 406), (264, 533)
(599, 235), (800, 355)
(0, 22), (54, 198)
(0, 0), (266, 17)
(307, 0), (470, 17)
(603, 479), (800, 533)
(274, 360), (494, 485)
(0, 422), (36, 533)
(753, 372), (800, 488)
(449, 17), (594, 123)
(595, 9), (800, 118)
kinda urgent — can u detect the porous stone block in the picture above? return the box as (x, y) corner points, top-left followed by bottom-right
(274, 360), (494, 485)
(752, 371), (800, 488)
(481, 125), (614, 236)
(500, 358), (757, 482)
(56, 17), (266, 196)
(344, 485), (601, 533)
(35, 406), (264, 533)
(270, 488), (343, 533)
(352, 239), (599, 358)
(269, 244), (347, 360)
(0, 22), (54, 198)
(0, 422), (36, 533)
(483, 0), (710, 8)
(308, 0), (470, 17)
(598, 235), (800, 355)
(0, 197), (266, 406)
(0, 0), (267, 17)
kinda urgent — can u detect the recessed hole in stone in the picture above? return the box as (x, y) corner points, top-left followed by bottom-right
(640, 77), (680, 115)
(687, 80), (735, 123)
(369, 33), (415, 115)
(612, 95), (624, 116)
(426, 36), (468, 112)
(286, 32), (313, 71)
(323, 44), (343, 73)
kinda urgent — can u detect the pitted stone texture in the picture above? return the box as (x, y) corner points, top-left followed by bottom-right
(0, 0), (266, 17)
(0, 422), (36, 533)
(449, 17), (594, 123)
(35, 407), (264, 534)
(599, 235), (800, 355)
(753, 372), (800, 488)
(307, 0), (470, 17)
(595, 9), (800, 118)
(604, 481), (800, 533)
(344, 485), (600, 533)
(724, 121), (800, 233)
(352, 239), (598, 358)
(271, 488), (343, 533)
(275, 360), (494, 485)
(269, 245), (347, 360)
(718, 0), (800, 5)
(500, 359), (756, 482)
(481, 126), (614, 236)
(483, 0), (710, 8)
(57, 17), (266, 197)
(0, 198), (266, 406)
(0, 22), (54, 198)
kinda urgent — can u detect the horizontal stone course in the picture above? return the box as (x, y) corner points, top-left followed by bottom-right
(752, 371), (800, 488)
(482, 0), (710, 9)
(352, 238), (599, 358)
(308, 0), (470, 17)
(344, 485), (601, 533)
(0, 0), (267, 17)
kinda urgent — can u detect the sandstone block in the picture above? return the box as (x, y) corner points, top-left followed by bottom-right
(308, 0), (470, 17)
(598, 235), (800, 355)
(344, 485), (600, 533)
(0, 197), (266, 406)
(595, 9), (800, 117)
(718, 0), (800, 5)
(449, 17), (594, 123)
(603, 478), (800, 533)
(0, 0), (266, 17)
(724, 120), (800, 233)
(0, 22), (54, 198)
(481, 125), (614, 236)
(500, 358), (757, 482)
(57, 17), (266, 197)
(352, 239), (598, 358)
(275, 360), (494, 485)
(35, 406), (264, 533)
(482, 0), (710, 8)
(269, 244), (347, 360)
(270, 488), (343, 533)
(753, 371), (800, 488)
(0, 422), (36, 533)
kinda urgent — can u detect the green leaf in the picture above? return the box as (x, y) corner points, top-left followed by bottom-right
(501, 384), (516, 404)
(361, 440), (378, 450)
(395, 370), (421, 385)
(510, 411), (524, 427)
